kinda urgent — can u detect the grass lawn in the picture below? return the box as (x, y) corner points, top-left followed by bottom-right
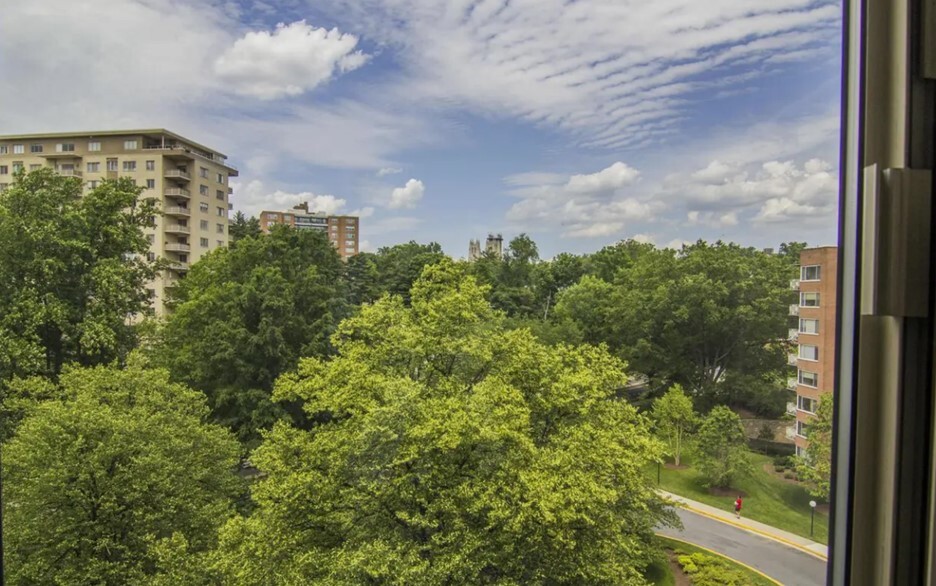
(649, 450), (829, 544)
(657, 536), (779, 586)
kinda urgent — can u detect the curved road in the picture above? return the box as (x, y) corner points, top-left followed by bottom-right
(658, 508), (827, 585)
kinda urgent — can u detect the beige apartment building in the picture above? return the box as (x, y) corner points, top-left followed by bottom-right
(788, 246), (838, 456)
(260, 202), (360, 259)
(0, 129), (237, 313)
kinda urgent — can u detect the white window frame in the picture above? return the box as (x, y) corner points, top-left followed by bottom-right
(122, 161), (137, 172)
(796, 420), (809, 438)
(0, 146), (8, 154)
(124, 140), (138, 150)
(798, 369), (819, 388)
(800, 291), (820, 307)
(88, 141), (101, 152)
(797, 395), (818, 414)
(199, 202), (209, 213)
(146, 160), (155, 171)
(57, 143), (75, 153)
(12, 144), (24, 154)
(200, 237), (209, 248)
(30, 144), (43, 153)
(799, 344), (819, 361)
(800, 265), (821, 281)
(799, 318), (820, 335)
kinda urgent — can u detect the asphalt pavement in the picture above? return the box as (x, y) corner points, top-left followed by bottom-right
(658, 507), (828, 585)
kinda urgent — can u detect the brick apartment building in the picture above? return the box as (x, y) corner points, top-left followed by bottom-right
(260, 202), (360, 259)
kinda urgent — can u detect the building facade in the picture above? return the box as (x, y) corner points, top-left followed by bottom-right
(260, 202), (359, 259)
(468, 238), (482, 261)
(0, 129), (237, 314)
(789, 246), (838, 456)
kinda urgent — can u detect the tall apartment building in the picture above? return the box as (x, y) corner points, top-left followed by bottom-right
(788, 246), (838, 457)
(259, 202), (359, 259)
(0, 129), (237, 314)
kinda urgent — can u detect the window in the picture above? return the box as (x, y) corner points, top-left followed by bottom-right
(122, 161), (137, 172)
(796, 420), (809, 438)
(106, 158), (118, 171)
(86, 162), (99, 173)
(88, 141), (101, 152)
(146, 160), (155, 171)
(799, 344), (819, 361)
(199, 167), (209, 178)
(12, 162), (23, 173)
(200, 220), (209, 230)
(345, 239), (355, 246)
(12, 144), (24, 154)
(797, 395), (818, 413)
(800, 291), (819, 306)
(216, 172), (224, 184)
(199, 202), (209, 213)
(0, 166), (7, 175)
(216, 223), (224, 234)
(800, 265), (821, 281)
(344, 246), (355, 253)
(146, 252), (156, 262)
(798, 370), (818, 387)
(87, 180), (100, 189)
(799, 318), (819, 334)
(30, 144), (43, 153)
(216, 190), (225, 200)
(146, 179), (155, 189)
(200, 237), (209, 248)
(57, 143), (75, 152)
(216, 207), (225, 217)
(29, 164), (41, 171)
(146, 234), (155, 244)
(266, 213), (279, 220)
(199, 185), (209, 196)
(0, 146), (8, 154)
(124, 140), (138, 150)
(217, 240), (224, 247)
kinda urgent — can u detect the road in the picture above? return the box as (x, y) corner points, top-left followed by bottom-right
(658, 508), (828, 585)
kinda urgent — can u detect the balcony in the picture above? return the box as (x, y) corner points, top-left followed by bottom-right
(785, 426), (796, 440)
(786, 402), (797, 416)
(164, 224), (190, 235)
(787, 353), (798, 366)
(163, 206), (190, 218)
(167, 261), (190, 273)
(789, 304), (800, 316)
(39, 151), (82, 159)
(787, 376), (798, 391)
(790, 279), (800, 291)
(165, 187), (190, 200)
(788, 328), (799, 342)
(57, 168), (83, 178)
(164, 169), (191, 181)
(164, 243), (190, 253)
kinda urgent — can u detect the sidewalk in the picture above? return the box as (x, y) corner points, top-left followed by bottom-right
(659, 489), (829, 560)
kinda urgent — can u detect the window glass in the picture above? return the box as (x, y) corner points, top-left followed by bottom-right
(799, 318), (819, 334)
(801, 265), (821, 281)
(88, 141), (101, 152)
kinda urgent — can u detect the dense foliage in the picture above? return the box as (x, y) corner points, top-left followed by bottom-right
(797, 393), (833, 500)
(2, 361), (241, 585)
(214, 262), (678, 584)
(695, 406), (752, 488)
(0, 170), (157, 384)
(652, 384), (697, 466)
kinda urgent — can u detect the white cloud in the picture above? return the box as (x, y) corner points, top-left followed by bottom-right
(666, 238), (695, 250)
(231, 179), (347, 217)
(388, 179), (426, 209)
(349, 206), (376, 218)
(377, 167), (402, 177)
(687, 210), (739, 228)
(317, 0), (840, 147)
(505, 162), (662, 238)
(215, 20), (369, 100)
(359, 239), (374, 252)
(631, 233), (656, 245)
(366, 216), (422, 235)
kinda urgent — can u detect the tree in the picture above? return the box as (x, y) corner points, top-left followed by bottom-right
(695, 406), (752, 488)
(228, 211), (261, 242)
(0, 169), (157, 384)
(154, 225), (348, 445)
(585, 239), (655, 282)
(373, 240), (446, 303)
(345, 251), (381, 306)
(2, 360), (241, 585)
(214, 261), (678, 584)
(652, 384), (697, 466)
(796, 394), (833, 500)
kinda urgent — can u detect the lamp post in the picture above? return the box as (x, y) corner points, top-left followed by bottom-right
(809, 500), (817, 537)
(657, 461), (661, 485)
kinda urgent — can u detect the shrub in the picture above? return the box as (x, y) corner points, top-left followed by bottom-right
(674, 551), (749, 586)
(757, 422), (775, 441)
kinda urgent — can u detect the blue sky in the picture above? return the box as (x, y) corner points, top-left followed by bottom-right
(0, 0), (842, 257)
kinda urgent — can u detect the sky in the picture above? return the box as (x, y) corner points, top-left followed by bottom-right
(0, 0), (842, 258)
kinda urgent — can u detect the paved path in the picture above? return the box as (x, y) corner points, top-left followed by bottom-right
(658, 491), (828, 585)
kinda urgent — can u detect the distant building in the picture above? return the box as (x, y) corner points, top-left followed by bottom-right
(486, 233), (504, 257)
(468, 239), (482, 261)
(787, 246), (838, 456)
(0, 128), (238, 315)
(260, 202), (359, 259)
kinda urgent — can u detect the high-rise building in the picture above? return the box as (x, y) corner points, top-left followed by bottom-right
(259, 202), (359, 259)
(0, 129), (238, 314)
(788, 246), (838, 457)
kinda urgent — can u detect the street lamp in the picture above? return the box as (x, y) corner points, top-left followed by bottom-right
(809, 500), (817, 537)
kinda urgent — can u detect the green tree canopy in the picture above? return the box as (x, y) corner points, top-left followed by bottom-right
(695, 406), (752, 488)
(651, 384), (697, 466)
(373, 240), (446, 303)
(0, 170), (157, 383)
(796, 394), (833, 501)
(214, 261), (677, 585)
(228, 211), (261, 242)
(2, 361), (241, 585)
(154, 225), (348, 445)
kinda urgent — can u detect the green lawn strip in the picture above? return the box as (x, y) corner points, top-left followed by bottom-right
(650, 451), (829, 544)
(657, 536), (778, 586)
(643, 557), (675, 586)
